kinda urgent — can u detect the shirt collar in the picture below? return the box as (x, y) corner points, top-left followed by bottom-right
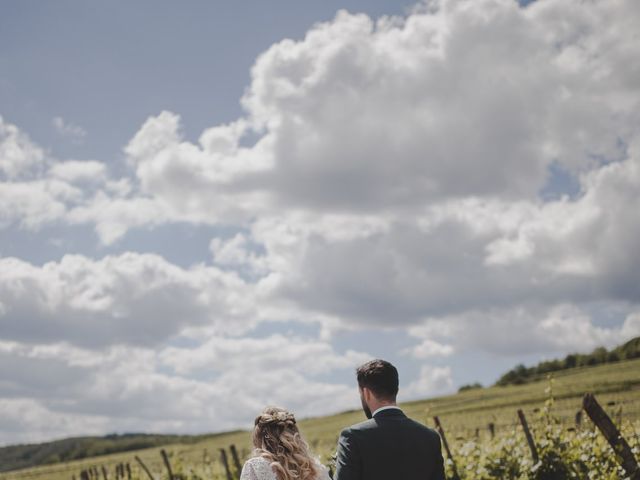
(372, 405), (402, 417)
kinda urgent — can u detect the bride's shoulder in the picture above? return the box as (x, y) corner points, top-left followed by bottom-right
(244, 455), (271, 466)
(242, 456), (273, 474)
(312, 458), (332, 479)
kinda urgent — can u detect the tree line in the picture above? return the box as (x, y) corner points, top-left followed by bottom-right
(495, 336), (640, 387)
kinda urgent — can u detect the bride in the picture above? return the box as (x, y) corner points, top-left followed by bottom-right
(240, 407), (332, 480)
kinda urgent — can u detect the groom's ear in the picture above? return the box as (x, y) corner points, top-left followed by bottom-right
(361, 386), (372, 402)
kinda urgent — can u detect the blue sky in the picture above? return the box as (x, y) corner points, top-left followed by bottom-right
(1, 0), (639, 445)
(2, 1), (416, 160)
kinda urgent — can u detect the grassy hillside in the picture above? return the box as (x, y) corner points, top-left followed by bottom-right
(2, 357), (639, 480)
(496, 335), (640, 386)
(0, 432), (240, 474)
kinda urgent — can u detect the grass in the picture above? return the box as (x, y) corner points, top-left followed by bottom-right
(2, 357), (639, 480)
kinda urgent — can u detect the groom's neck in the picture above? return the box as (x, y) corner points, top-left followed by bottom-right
(369, 398), (397, 413)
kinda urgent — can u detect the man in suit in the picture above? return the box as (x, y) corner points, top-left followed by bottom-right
(334, 359), (446, 480)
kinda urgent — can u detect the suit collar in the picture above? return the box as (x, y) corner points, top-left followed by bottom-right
(372, 406), (405, 418)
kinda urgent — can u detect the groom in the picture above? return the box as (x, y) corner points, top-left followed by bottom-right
(334, 359), (446, 480)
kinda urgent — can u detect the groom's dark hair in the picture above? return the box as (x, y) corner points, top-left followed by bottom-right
(356, 359), (399, 400)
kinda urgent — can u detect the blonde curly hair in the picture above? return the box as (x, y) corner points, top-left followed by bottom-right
(252, 407), (322, 480)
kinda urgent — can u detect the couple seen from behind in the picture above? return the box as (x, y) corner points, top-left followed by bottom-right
(240, 359), (445, 480)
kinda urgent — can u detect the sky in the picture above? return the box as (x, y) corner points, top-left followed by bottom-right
(1, 0), (639, 446)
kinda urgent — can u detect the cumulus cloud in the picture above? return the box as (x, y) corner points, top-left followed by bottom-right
(1, 0), (640, 444)
(407, 305), (640, 357)
(41, 0), (638, 325)
(0, 253), (260, 348)
(0, 180), (70, 230)
(0, 398), (109, 445)
(0, 116), (45, 179)
(0, 336), (369, 445)
(2, 0), (638, 346)
(159, 334), (370, 376)
(111, 0), (639, 220)
(0, 119), (117, 232)
(403, 338), (454, 359)
(210, 233), (269, 278)
(66, 193), (170, 245)
(4, 0), (640, 246)
(49, 160), (106, 183)
(402, 365), (454, 399)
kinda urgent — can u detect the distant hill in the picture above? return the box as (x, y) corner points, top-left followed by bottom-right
(495, 335), (640, 386)
(0, 431), (240, 474)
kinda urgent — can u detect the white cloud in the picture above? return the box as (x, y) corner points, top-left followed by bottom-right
(4, 0), (640, 249)
(52, 116), (87, 142)
(621, 313), (640, 340)
(23, 0), (626, 246)
(0, 398), (109, 446)
(403, 338), (454, 359)
(258, 130), (640, 326)
(0, 180), (70, 230)
(0, 116), (45, 179)
(210, 233), (268, 276)
(66, 193), (170, 245)
(0, 120), (112, 231)
(0, 0), (638, 344)
(407, 304), (640, 357)
(159, 333), (370, 376)
(402, 365), (454, 400)
(0, 253), (261, 347)
(47, 0), (639, 327)
(121, 111), (270, 228)
(49, 160), (106, 183)
(0, 335), (369, 445)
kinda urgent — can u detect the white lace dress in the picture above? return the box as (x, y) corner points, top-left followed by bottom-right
(239, 456), (332, 480)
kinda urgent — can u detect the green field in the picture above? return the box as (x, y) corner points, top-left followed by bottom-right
(2, 358), (639, 480)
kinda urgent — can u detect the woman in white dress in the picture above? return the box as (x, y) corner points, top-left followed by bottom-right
(240, 406), (332, 480)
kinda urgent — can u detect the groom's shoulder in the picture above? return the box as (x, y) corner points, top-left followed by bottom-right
(406, 417), (442, 442)
(338, 418), (378, 440)
(342, 418), (377, 433)
(340, 415), (441, 442)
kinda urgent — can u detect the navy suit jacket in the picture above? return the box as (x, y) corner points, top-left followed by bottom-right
(334, 408), (446, 480)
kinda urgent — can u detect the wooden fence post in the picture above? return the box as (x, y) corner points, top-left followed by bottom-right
(517, 409), (539, 464)
(134, 455), (155, 480)
(219, 448), (234, 480)
(488, 422), (495, 439)
(433, 416), (461, 480)
(583, 393), (640, 480)
(160, 449), (175, 480)
(230, 444), (242, 477)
